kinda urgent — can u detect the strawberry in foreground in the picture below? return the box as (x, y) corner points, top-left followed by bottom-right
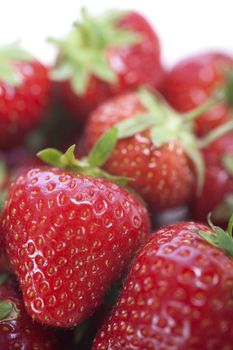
(191, 132), (233, 227)
(0, 274), (58, 350)
(93, 218), (233, 350)
(0, 128), (150, 328)
(162, 52), (233, 136)
(0, 43), (51, 149)
(50, 8), (164, 120)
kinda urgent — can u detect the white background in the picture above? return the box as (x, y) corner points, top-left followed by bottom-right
(0, 0), (232, 67)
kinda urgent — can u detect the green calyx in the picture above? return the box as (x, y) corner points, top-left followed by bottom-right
(198, 214), (233, 257)
(49, 8), (140, 95)
(0, 300), (19, 322)
(0, 42), (33, 86)
(222, 153), (233, 176)
(224, 70), (233, 107)
(115, 88), (205, 192)
(37, 127), (130, 186)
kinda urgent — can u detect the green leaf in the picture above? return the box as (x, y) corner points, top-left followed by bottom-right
(0, 42), (33, 61)
(92, 168), (131, 186)
(0, 301), (13, 320)
(91, 53), (117, 84)
(198, 215), (233, 258)
(49, 62), (74, 81)
(48, 8), (140, 95)
(180, 131), (205, 193)
(0, 62), (20, 85)
(227, 213), (233, 237)
(212, 195), (233, 222)
(37, 148), (64, 167)
(0, 43), (33, 86)
(70, 67), (90, 95)
(222, 153), (233, 177)
(138, 88), (167, 121)
(224, 70), (233, 107)
(198, 230), (218, 247)
(61, 145), (79, 167)
(116, 114), (155, 139)
(87, 127), (118, 167)
(150, 126), (176, 148)
(198, 120), (233, 149)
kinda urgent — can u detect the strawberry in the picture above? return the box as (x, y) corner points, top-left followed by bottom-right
(162, 52), (233, 136)
(93, 220), (233, 350)
(84, 89), (208, 212)
(0, 129), (150, 327)
(50, 9), (164, 121)
(0, 43), (51, 149)
(191, 132), (233, 227)
(0, 274), (58, 350)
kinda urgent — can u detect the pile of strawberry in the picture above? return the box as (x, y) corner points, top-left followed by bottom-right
(0, 8), (233, 350)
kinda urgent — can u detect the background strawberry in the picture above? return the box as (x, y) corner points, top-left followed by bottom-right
(161, 52), (233, 136)
(84, 89), (205, 212)
(50, 9), (164, 121)
(0, 43), (51, 149)
(191, 132), (233, 226)
(0, 274), (58, 350)
(93, 221), (233, 350)
(0, 131), (150, 328)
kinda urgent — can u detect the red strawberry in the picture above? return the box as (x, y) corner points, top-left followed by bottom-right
(50, 9), (164, 121)
(162, 52), (233, 136)
(93, 220), (233, 350)
(0, 43), (51, 149)
(191, 132), (233, 226)
(84, 89), (206, 212)
(0, 131), (150, 327)
(0, 274), (58, 350)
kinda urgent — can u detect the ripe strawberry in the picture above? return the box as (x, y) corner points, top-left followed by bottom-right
(93, 220), (233, 350)
(0, 43), (51, 149)
(162, 52), (233, 136)
(0, 130), (150, 327)
(50, 9), (164, 120)
(84, 89), (206, 212)
(191, 132), (233, 226)
(0, 274), (58, 350)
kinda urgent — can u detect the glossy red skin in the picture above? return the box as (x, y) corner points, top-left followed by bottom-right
(162, 52), (233, 136)
(59, 11), (165, 121)
(0, 61), (51, 149)
(0, 167), (150, 327)
(93, 222), (233, 350)
(85, 92), (195, 212)
(191, 133), (233, 226)
(0, 277), (57, 350)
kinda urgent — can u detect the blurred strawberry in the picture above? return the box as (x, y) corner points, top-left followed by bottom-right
(191, 132), (233, 227)
(0, 43), (51, 149)
(0, 274), (58, 350)
(85, 89), (206, 212)
(162, 52), (233, 135)
(50, 9), (164, 121)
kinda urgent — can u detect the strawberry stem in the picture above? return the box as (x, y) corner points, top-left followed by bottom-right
(0, 301), (13, 321)
(198, 119), (233, 148)
(198, 213), (233, 258)
(184, 96), (219, 122)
